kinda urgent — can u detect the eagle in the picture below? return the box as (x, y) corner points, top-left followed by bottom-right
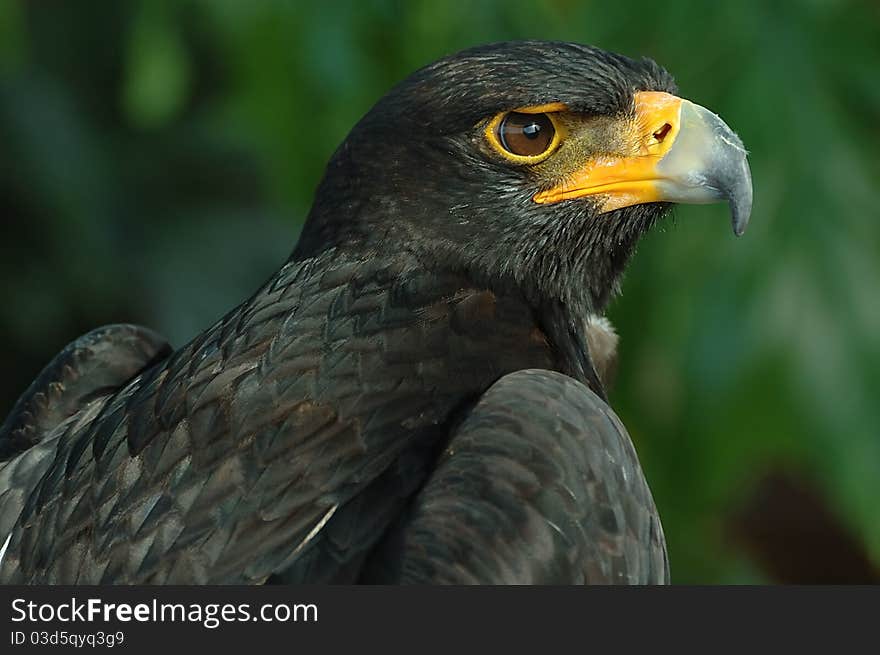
(0, 41), (751, 584)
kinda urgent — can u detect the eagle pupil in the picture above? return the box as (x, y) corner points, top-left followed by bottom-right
(523, 122), (541, 139)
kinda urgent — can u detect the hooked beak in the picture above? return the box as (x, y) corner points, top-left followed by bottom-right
(533, 91), (753, 236)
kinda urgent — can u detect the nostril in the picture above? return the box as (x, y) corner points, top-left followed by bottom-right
(653, 123), (672, 142)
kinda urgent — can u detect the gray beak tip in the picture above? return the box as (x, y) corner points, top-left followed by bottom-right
(655, 100), (754, 237)
(728, 156), (753, 237)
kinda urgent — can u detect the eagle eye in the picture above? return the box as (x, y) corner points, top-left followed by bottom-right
(498, 112), (555, 156)
(485, 110), (562, 164)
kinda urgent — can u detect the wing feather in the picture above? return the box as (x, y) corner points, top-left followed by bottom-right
(362, 369), (668, 584)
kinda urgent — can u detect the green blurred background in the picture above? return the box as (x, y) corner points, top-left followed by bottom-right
(1, 1), (878, 583)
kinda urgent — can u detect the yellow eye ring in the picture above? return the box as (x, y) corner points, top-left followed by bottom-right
(484, 106), (565, 165)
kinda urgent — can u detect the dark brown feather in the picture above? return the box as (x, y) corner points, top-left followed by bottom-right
(0, 250), (562, 583)
(361, 369), (667, 584)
